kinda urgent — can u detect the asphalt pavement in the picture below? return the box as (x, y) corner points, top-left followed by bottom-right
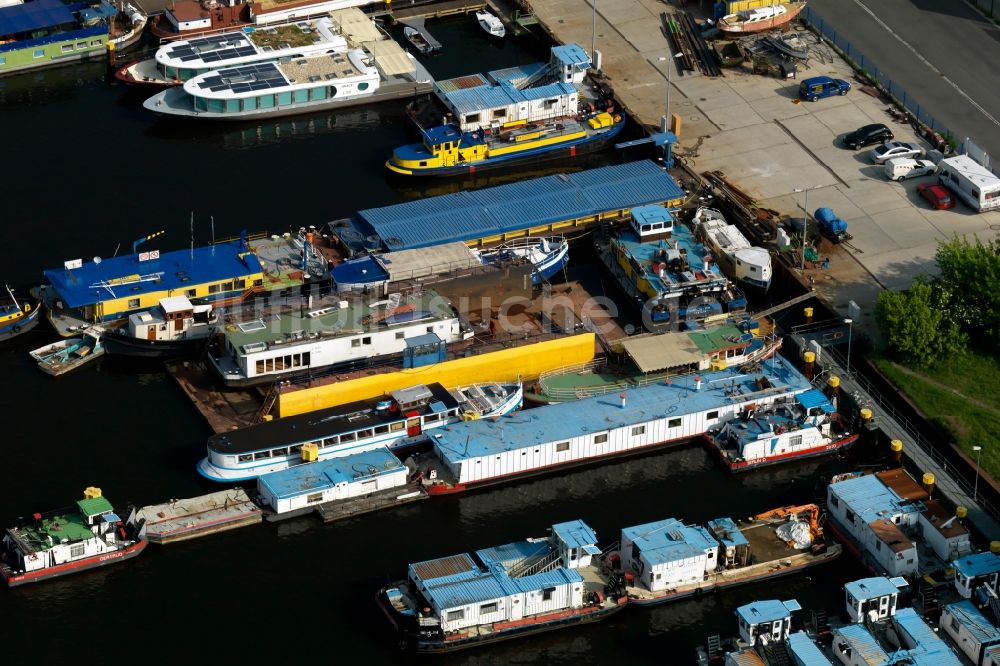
(807, 0), (1000, 162)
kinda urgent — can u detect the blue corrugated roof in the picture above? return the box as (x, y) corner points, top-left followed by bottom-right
(358, 161), (685, 251)
(488, 62), (547, 87)
(834, 624), (889, 663)
(419, 557), (582, 609)
(331, 255), (388, 285)
(44, 239), (263, 309)
(844, 577), (902, 602)
(945, 601), (1000, 645)
(622, 518), (716, 567)
(907, 646), (963, 666)
(795, 389), (836, 413)
(787, 632), (833, 666)
(477, 540), (548, 571)
(258, 447), (403, 499)
(735, 599), (797, 625)
(0, 0), (75, 35)
(552, 520), (597, 550)
(953, 551), (1000, 578)
(430, 353), (810, 462)
(551, 43), (590, 67)
(442, 81), (578, 115)
(828, 474), (922, 525)
(894, 608), (945, 650)
(706, 517), (749, 549)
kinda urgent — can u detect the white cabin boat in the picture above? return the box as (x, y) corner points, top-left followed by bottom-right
(198, 380), (523, 481)
(475, 10), (505, 38)
(103, 296), (217, 359)
(693, 207), (772, 292)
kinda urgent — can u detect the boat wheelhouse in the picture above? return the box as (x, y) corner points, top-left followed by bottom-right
(117, 15), (350, 87)
(198, 380), (523, 481)
(0, 285), (41, 342)
(705, 387), (859, 472)
(102, 295), (218, 359)
(207, 290), (471, 387)
(475, 237), (569, 285)
(144, 41), (433, 120)
(379, 520), (627, 652)
(692, 207), (772, 292)
(0, 488), (146, 587)
(598, 205), (746, 332)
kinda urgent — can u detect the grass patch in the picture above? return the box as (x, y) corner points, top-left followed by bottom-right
(872, 351), (1000, 482)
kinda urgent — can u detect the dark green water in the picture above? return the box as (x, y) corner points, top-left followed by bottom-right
(0, 16), (868, 662)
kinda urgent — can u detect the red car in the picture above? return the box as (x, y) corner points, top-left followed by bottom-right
(917, 183), (955, 210)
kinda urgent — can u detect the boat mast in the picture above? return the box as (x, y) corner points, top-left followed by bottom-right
(5, 284), (19, 309)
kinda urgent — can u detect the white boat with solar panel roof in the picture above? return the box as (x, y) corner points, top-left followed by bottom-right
(143, 41), (434, 120)
(116, 16), (350, 87)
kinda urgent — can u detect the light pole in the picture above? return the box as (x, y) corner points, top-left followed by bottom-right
(973, 445), (983, 501)
(658, 51), (682, 133)
(844, 318), (853, 377)
(591, 0), (597, 67)
(793, 187), (813, 271)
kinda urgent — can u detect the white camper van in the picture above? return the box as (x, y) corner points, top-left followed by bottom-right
(938, 155), (1000, 212)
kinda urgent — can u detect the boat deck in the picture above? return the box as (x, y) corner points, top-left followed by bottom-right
(314, 482), (427, 523)
(166, 359), (265, 432)
(138, 489), (262, 544)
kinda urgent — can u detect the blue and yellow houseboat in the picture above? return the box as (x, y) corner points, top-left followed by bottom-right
(40, 233), (266, 335)
(386, 44), (626, 177)
(0, 285), (41, 342)
(598, 205), (747, 332)
(0, 0), (114, 77)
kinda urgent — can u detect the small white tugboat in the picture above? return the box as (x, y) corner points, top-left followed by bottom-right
(102, 296), (217, 359)
(0, 488), (147, 587)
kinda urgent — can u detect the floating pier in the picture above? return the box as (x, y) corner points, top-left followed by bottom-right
(138, 489), (263, 545)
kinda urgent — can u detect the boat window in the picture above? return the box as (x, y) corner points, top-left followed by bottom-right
(556, 441), (570, 452)
(341, 431), (356, 442)
(277, 92), (292, 106)
(631, 425), (646, 436)
(292, 354), (302, 367)
(208, 99), (224, 114)
(70, 544), (85, 557)
(259, 95), (275, 109)
(542, 588), (554, 601)
(61, 44), (74, 53)
(480, 602), (498, 614)
(274, 357), (285, 371)
(419, 161), (427, 167)
(706, 411), (719, 420)
(351, 339), (361, 348)
(265, 359), (274, 372)
(209, 284), (221, 294)
(254, 450), (272, 460)
(294, 89), (309, 103)
(448, 409), (459, 417)
(256, 360), (265, 375)
(390, 422), (404, 432)
(357, 429), (373, 439)
(307, 492), (324, 504)
(310, 87), (327, 101)
(272, 447), (289, 456)
(466, 113), (480, 124)
(830, 496), (839, 508)
(668, 418), (681, 428)
(446, 610), (465, 622)
(186, 289), (196, 297)
(239, 454), (252, 462)
(302, 352), (310, 366)
(594, 433), (608, 444)
(290, 445), (302, 454)
(363, 336), (372, 345)
(789, 435), (802, 447)
(358, 82), (369, 91)
(845, 509), (855, 523)
(424, 413), (440, 423)
(374, 425), (389, 435)
(128, 298), (140, 308)
(492, 109), (506, 119)
(32, 49), (44, 58)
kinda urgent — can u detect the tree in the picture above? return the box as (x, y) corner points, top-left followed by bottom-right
(875, 280), (966, 367)
(935, 235), (1000, 345)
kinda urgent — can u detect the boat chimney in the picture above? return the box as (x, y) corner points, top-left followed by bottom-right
(802, 350), (815, 380)
(889, 439), (903, 468)
(694, 376), (702, 391)
(620, 392), (626, 409)
(922, 472), (935, 498)
(824, 376), (840, 401)
(803, 307), (814, 324)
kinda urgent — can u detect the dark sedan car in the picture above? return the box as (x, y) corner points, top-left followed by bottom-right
(843, 123), (894, 150)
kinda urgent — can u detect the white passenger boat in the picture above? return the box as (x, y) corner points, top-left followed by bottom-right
(693, 207), (772, 293)
(143, 42), (434, 121)
(475, 9), (505, 38)
(197, 380), (523, 481)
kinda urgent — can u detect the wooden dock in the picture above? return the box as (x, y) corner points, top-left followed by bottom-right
(388, 0), (485, 21)
(166, 359), (263, 433)
(138, 489), (263, 544)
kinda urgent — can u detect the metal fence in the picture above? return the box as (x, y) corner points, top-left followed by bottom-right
(800, 7), (953, 141)
(968, 0), (999, 17)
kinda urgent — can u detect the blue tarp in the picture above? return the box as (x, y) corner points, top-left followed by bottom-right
(0, 0), (75, 35)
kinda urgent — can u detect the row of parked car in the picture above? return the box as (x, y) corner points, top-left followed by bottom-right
(797, 76), (962, 210)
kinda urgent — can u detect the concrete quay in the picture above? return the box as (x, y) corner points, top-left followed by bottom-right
(526, 0), (1000, 342)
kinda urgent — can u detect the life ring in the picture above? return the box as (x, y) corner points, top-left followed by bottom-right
(775, 425), (785, 435)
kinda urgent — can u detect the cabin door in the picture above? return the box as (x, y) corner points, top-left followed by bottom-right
(406, 411), (421, 437)
(175, 316), (184, 331)
(147, 327), (157, 341)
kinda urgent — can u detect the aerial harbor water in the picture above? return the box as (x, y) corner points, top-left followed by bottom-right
(0, 9), (936, 664)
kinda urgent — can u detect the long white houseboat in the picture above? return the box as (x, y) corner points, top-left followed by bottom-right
(692, 207), (772, 293)
(0, 488), (146, 587)
(198, 380), (523, 481)
(379, 520), (627, 652)
(144, 40), (433, 121)
(412, 353), (818, 494)
(117, 15), (352, 87)
(207, 290), (471, 387)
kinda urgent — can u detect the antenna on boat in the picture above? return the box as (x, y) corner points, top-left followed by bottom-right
(112, 242), (121, 258)
(5, 284), (19, 309)
(211, 216), (215, 245)
(190, 211), (195, 261)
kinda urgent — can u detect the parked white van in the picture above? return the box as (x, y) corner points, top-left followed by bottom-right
(938, 155), (1000, 211)
(884, 157), (936, 182)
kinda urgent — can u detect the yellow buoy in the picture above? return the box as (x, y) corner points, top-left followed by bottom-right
(83, 486), (102, 499)
(803, 351), (816, 363)
(955, 506), (968, 519)
(301, 442), (319, 462)
(828, 376), (840, 388)
(991, 541), (1000, 554)
(890, 440), (903, 452)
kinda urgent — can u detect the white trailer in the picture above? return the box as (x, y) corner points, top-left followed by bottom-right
(938, 155), (1000, 212)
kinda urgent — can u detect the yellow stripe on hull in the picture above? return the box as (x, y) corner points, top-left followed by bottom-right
(486, 130), (588, 157)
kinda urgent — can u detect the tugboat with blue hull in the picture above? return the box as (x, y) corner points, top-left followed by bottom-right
(0, 285), (41, 342)
(379, 520), (627, 652)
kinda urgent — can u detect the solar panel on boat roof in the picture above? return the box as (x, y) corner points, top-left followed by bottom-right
(236, 47), (255, 56)
(249, 81), (270, 90)
(231, 83), (252, 92)
(179, 55), (199, 61)
(209, 85), (228, 92)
